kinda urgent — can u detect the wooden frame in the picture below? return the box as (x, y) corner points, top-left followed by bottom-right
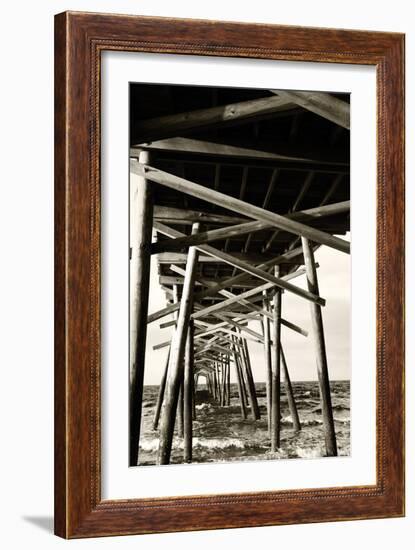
(54, 11), (405, 538)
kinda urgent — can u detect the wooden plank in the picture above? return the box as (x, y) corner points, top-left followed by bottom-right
(302, 237), (338, 456)
(132, 94), (294, 142)
(156, 251), (273, 264)
(132, 137), (335, 164)
(154, 221), (325, 305)
(159, 275), (260, 289)
(273, 90), (350, 129)
(134, 163), (351, 254)
(154, 205), (249, 226)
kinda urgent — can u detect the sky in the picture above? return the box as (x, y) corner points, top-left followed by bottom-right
(142, 233), (350, 385)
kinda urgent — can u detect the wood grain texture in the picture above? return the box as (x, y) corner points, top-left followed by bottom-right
(54, 10), (405, 539)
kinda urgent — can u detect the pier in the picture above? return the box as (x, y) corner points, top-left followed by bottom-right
(129, 84), (350, 466)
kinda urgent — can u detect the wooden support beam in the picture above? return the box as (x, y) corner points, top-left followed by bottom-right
(240, 336), (261, 420)
(226, 357), (231, 406)
(152, 220), (266, 254)
(244, 169), (279, 254)
(132, 94), (294, 142)
(264, 171), (314, 252)
(152, 348), (170, 431)
(159, 275), (260, 288)
(135, 163), (350, 254)
(153, 221), (325, 305)
(157, 224), (200, 465)
(184, 320), (194, 463)
(233, 346), (247, 420)
(132, 137), (334, 165)
(156, 251), (272, 264)
(153, 205), (248, 226)
(273, 90), (350, 130)
(147, 245), (306, 324)
(152, 200), (350, 255)
(301, 237), (338, 456)
(129, 151), (153, 466)
(171, 262), (309, 338)
(281, 347), (301, 432)
(271, 272), (282, 451)
(262, 293), (273, 436)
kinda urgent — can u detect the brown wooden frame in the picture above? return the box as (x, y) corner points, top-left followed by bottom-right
(54, 11), (405, 538)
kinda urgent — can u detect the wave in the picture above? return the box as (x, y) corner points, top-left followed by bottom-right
(140, 436), (259, 453)
(295, 447), (323, 459)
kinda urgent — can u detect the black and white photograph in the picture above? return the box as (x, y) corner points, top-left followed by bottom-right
(129, 83), (351, 467)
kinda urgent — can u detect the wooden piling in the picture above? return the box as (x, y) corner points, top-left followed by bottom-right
(232, 340), (247, 419)
(281, 347), (301, 432)
(262, 292), (273, 435)
(301, 237), (337, 456)
(152, 347), (170, 430)
(184, 320), (194, 462)
(157, 223), (200, 465)
(271, 283), (282, 452)
(129, 151), (153, 466)
(177, 382), (184, 437)
(226, 357), (231, 406)
(241, 338), (261, 419)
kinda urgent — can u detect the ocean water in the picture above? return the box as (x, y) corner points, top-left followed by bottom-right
(138, 381), (350, 466)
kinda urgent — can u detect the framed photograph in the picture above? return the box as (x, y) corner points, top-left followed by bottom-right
(54, 11), (405, 538)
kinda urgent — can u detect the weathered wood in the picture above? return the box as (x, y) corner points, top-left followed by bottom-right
(148, 245), (306, 323)
(152, 200), (350, 254)
(129, 152), (153, 466)
(152, 348), (170, 431)
(152, 220), (267, 254)
(184, 320), (194, 462)
(158, 251), (279, 264)
(153, 221), (325, 305)
(273, 90), (350, 129)
(301, 237), (337, 456)
(157, 224), (200, 465)
(136, 164), (350, 254)
(233, 345), (247, 420)
(244, 169), (279, 253)
(173, 284), (184, 439)
(192, 277), (312, 320)
(159, 319), (177, 329)
(154, 205), (249, 226)
(240, 337), (261, 420)
(132, 137), (333, 164)
(132, 94), (294, 142)
(271, 272), (282, 451)
(264, 171), (314, 252)
(159, 275), (260, 288)
(281, 347), (301, 432)
(177, 383), (184, 438)
(262, 293), (272, 435)
(226, 357), (231, 406)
